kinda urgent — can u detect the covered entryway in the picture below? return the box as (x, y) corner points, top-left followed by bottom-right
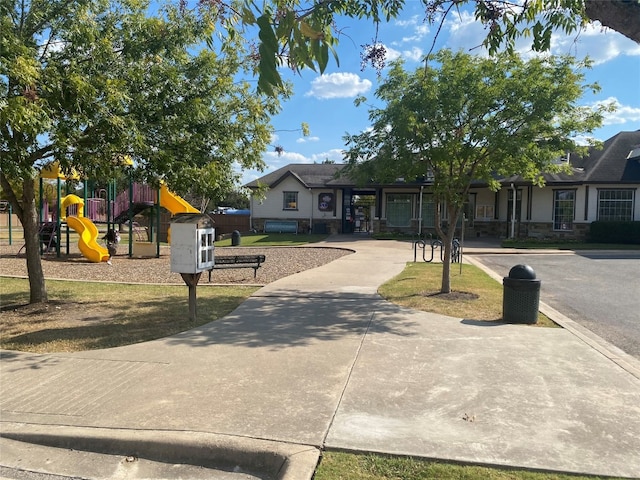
(342, 189), (376, 234)
(506, 187), (522, 238)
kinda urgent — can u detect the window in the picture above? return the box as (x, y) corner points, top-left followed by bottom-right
(421, 194), (436, 227)
(598, 189), (634, 221)
(476, 205), (495, 220)
(553, 190), (575, 231)
(198, 230), (215, 268)
(386, 194), (412, 227)
(283, 191), (298, 210)
(460, 194), (476, 228)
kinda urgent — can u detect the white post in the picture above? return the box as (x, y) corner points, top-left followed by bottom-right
(510, 183), (517, 239)
(309, 188), (313, 234)
(418, 185), (424, 238)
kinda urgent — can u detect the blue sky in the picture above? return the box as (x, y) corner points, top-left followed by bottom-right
(238, 3), (640, 186)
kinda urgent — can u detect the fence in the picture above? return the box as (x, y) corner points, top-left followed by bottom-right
(209, 214), (251, 237)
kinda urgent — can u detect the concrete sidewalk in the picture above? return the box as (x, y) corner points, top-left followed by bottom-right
(2, 237), (640, 478)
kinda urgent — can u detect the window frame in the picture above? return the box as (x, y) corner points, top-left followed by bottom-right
(597, 188), (635, 222)
(385, 193), (412, 227)
(283, 191), (298, 211)
(420, 194), (436, 228)
(553, 189), (576, 231)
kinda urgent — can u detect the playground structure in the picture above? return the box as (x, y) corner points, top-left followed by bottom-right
(61, 194), (110, 262)
(0, 200), (15, 245)
(34, 162), (199, 262)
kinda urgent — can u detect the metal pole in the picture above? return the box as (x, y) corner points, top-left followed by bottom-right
(128, 178), (133, 257)
(57, 177), (63, 257)
(460, 213), (465, 275)
(309, 188), (312, 234)
(8, 202), (12, 245)
(156, 189), (161, 257)
(39, 176), (44, 255)
(418, 185), (423, 240)
(510, 183), (516, 239)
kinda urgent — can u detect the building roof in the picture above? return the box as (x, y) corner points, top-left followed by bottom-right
(582, 130), (640, 183)
(499, 130), (640, 187)
(245, 131), (640, 190)
(245, 163), (347, 189)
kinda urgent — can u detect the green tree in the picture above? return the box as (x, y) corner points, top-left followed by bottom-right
(218, 189), (250, 210)
(1, 0), (282, 303)
(237, 0), (639, 94)
(342, 50), (608, 293)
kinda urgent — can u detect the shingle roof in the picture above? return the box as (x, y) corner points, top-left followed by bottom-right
(583, 130), (640, 183)
(244, 164), (347, 188)
(499, 130), (640, 186)
(245, 131), (640, 189)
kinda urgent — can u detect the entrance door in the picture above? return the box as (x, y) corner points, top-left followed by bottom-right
(342, 189), (354, 233)
(506, 188), (522, 238)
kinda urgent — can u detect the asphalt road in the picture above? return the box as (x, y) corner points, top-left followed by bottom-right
(471, 251), (640, 360)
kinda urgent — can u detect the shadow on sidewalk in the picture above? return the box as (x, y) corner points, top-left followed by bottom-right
(165, 295), (419, 351)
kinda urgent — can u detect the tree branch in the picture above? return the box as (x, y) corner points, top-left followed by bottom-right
(0, 172), (24, 220)
(585, 0), (640, 43)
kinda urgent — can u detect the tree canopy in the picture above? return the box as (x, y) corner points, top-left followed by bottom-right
(1, 0), (283, 302)
(342, 50), (608, 292)
(238, 0), (639, 94)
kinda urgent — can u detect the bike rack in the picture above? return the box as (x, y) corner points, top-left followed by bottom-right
(413, 238), (460, 263)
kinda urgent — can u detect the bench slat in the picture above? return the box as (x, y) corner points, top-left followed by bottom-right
(208, 254), (266, 281)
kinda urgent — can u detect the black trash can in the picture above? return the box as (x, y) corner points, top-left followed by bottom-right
(231, 230), (241, 246)
(503, 264), (541, 324)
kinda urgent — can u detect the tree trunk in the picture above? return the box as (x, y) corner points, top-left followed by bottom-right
(22, 178), (48, 304)
(585, 0), (640, 44)
(440, 227), (457, 294)
(434, 202), (459, 294)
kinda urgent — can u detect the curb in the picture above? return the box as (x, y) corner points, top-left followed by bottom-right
(465, 255), (640, 381)
(0, 423), (320, 480)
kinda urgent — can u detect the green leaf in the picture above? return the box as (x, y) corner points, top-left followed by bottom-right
(257, 14), (278, 51)
(318, 42), (329, 73)
(240, 5), (256, 25)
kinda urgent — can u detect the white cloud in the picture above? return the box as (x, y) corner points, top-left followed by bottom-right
(440, 7), (640, 66)
(588, 97), (640, 126)
(306, 73), (372, 99)
(239, 148), (346, 185)
(395, 25), (430, 45)
(402, 46), (424, 62)
(309, 148), (345, 163)
(395, 15), (420, 28)
(442, 10), (488, 54)
(382, 42), (423, 63)
(549, 23), (640, 65)
(384, 45), (402, 62)
(296, 136), (320, 143)
(264, 150), (309, 163)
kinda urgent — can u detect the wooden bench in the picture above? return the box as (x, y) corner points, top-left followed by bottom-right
(208, 254), (266, 281)
(264, 220), (298, 234)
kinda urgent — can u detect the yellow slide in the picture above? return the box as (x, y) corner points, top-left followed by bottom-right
(66, 216), (110, 263)
(61, 194), (110, 263)
(160, 183), (199, 215)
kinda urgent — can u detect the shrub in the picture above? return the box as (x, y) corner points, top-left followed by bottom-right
(588, 221), (640, 244)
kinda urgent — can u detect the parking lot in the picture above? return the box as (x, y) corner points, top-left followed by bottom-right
(472, 251), (640, 359)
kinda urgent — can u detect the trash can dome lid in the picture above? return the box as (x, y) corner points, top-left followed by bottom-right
(508, 264), (536, 279)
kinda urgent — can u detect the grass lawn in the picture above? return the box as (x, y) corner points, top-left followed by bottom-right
(0, 278), (257, 353)
(315, 451), (627, 480)
(215, 232), (329, 247)
(378, 262), (554, 326)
